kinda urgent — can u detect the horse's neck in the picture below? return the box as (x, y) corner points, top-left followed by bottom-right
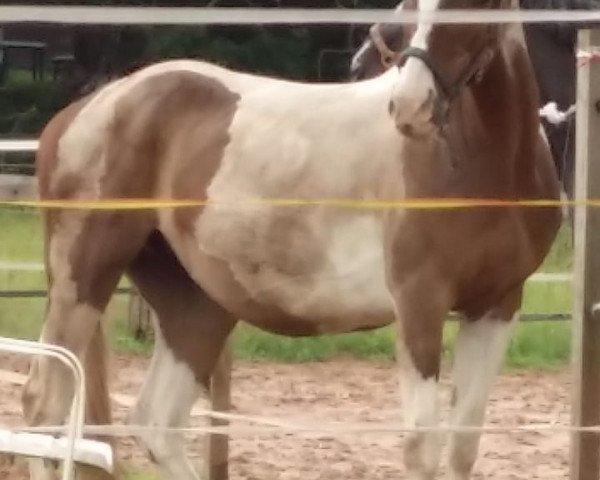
(428, 44), (538, 190)
(478, 41), (542, 185)
(482, 39), (538, 130)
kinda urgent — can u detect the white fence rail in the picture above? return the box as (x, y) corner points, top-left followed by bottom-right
(0, 6), (599, 25)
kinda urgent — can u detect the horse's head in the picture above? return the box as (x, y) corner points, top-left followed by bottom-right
(388, 0), (509, 137)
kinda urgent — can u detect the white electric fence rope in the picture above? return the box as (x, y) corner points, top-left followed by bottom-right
(0, 6), (599, 25)
(4, 416), (596, 438)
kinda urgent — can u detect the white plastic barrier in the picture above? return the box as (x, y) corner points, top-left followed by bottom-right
(0, 337), (113, 480)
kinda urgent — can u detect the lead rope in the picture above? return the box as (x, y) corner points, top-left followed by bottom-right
(538, 101), (576, 231)
(538, 101), (576, 188)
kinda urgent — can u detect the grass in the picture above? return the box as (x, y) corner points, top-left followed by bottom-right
(122, 470), (159, 480)
(0, 208), (43, 262)
(538, 224), (573, 272)
(233, 322), (396, 363)
(0, 207), (575, 368)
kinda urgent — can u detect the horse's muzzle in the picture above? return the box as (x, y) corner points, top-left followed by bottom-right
(389, 87), (437, 136)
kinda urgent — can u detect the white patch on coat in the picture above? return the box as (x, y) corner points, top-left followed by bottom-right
(130, 315), (206, 480)
(391, 0), (440, 125)
(188, 68), (403, 330)
(448, 312), (517, 479)
(396, 345), (443, 479)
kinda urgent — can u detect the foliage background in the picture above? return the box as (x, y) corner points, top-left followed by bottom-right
(0, 0), (398, 160)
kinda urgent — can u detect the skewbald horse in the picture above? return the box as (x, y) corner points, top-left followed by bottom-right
(23, 0), (560, 478)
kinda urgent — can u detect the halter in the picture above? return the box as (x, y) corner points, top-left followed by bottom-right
(369, 24), (404, 69)
(401, 46), (493, 103)
(399, 44), (495, 127)
(369, 23), (495, 127)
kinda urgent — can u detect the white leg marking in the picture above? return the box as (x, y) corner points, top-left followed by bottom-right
(129, 316), (206, 480)
(28, 458), (58, 480)
(447, 312), (517, 480)
(397, 346), (443, 480)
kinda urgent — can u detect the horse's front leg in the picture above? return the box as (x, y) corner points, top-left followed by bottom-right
(447, 297), (519, 480)
(390, 279), (450, 480)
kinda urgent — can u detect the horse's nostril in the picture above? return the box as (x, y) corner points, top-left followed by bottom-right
(425, 89), (435, 108)
(400, 124), (414, 136)
(388, 100), (395, 116)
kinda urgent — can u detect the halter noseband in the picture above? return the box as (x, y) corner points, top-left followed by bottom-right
(400, 45), (493, 104)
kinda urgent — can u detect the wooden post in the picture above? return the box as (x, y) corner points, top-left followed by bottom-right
(571, 28), (600, 480)
(207, 337), (232, 480)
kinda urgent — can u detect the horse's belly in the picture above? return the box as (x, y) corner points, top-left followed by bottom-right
(194, 207), (393, 332)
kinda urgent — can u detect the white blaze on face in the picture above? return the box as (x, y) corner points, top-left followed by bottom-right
(390, 0), (440, 128)
(410, 0), (440, 49)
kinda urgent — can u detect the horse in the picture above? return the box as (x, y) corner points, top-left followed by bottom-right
(350, 0), (598, 203)
(22, 0), (560, 478)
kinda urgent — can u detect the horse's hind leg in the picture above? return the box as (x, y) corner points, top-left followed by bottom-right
(126, 232), (236, 480)
(22, 209), (153, 480)
(447, 294), (519, 480)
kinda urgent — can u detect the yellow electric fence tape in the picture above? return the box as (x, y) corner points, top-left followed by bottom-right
(0, 197), (594, 211)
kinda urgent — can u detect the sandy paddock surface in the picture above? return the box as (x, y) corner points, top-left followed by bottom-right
(0, 353), (571, 479)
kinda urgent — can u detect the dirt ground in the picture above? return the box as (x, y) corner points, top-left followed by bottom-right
(0, 353), (570, 479)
